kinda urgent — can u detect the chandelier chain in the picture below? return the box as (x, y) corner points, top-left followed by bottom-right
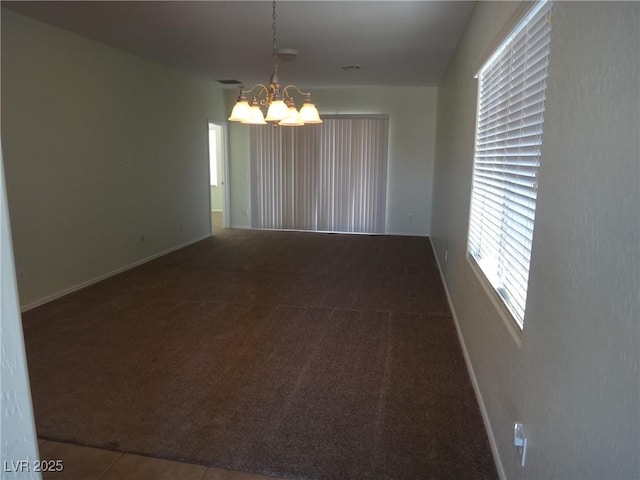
(272, 0), (278, 76)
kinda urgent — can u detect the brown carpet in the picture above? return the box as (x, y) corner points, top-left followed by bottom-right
(22, 229), (497, 480)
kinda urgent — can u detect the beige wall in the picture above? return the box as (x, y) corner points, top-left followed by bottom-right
(1, 9), (227, 307)
(226, 86), (437, 235)
(431, 2), (639, 478)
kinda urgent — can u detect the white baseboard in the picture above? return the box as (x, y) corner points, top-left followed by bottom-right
(384, 230), (429, 237)
(20, 233), (212, 312)
(429, 239), (506, 480)
(227, 226), (428, 237)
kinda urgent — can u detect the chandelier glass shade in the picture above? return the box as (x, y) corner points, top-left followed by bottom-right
(228, 1), (322, 127)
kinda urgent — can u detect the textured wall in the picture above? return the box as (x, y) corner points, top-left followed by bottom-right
(1, 9), (227, 308)
(1, 146), (41, 479)
(431, 2), (639, 479)
(226, 86), (437, 235)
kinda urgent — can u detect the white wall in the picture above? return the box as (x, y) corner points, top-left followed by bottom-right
(226, 86), (437, 235)
(226, 90), (253, 228)
(431, 2), (639, 479)
(1, 9), (227, 308)
(1, 143), (41, 480)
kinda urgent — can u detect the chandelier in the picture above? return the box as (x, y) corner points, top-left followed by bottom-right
(227, 1), (322, 126)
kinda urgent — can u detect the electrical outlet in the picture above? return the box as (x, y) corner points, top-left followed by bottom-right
(408, 213), (413, 223)
(17, 270), (26, 285)
(444, 249), (448, 264)
(514, 422), (527, 467)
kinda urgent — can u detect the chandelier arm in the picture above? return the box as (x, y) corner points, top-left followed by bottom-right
(282, 85), (312, 101)
(242, 83), (270, 98)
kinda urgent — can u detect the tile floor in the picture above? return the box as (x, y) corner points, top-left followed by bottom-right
(38, 440), (282, 480)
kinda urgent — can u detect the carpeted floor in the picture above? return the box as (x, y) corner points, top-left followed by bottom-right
(22, 229), (497, 480)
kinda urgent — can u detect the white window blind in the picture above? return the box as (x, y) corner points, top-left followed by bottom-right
(467, 1), (552, 329)
(250, 116), (388, 234)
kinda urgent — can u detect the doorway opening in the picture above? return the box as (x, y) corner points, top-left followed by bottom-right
(208, 122), (227, 233)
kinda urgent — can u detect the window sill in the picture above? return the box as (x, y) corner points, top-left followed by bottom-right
(466, 254), (523, 347)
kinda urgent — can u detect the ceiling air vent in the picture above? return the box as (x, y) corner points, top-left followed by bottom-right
(217, 79), (242, 85)
(341, 65), (361, 71)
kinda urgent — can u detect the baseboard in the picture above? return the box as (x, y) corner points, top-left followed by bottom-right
(227, 226), (428, 237)
(20, 233), (212, 312)
(429, 239), (506, 480)
(384, 230), (429, 237)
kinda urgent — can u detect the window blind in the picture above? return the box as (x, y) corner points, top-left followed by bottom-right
(316, 117), (388, 233)
(468, 0), (552, 329)
(250, 124), (321, 231)
(250, 116), (388, 234)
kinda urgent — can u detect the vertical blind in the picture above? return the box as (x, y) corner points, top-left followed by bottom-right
(467, 0), (552, 329)
(250, 116), (388, 233)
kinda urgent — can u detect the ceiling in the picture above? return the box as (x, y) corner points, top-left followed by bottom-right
(2, 1), (475, 88)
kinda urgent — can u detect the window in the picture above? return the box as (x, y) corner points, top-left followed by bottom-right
(467, 1), (552, 330)
(250, 115), (388, 233)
